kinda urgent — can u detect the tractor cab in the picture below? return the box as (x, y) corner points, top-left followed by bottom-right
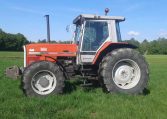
(73, 14), (125, 64)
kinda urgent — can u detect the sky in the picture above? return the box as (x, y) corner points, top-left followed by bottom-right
(0, 0), (167, 42)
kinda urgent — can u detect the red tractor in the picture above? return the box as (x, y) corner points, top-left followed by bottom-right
(7, 13), (149, 97)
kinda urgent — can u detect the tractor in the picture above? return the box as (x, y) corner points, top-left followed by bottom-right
(6, 10), (149, 97)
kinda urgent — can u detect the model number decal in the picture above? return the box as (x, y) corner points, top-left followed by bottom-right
(40, 48), (48, 51)
(29, 49), (35, 52)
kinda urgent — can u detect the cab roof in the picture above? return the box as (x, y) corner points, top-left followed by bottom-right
(73, 14), (125, 24)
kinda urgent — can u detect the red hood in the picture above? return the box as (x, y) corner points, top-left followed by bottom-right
(25, 43), (77, 53)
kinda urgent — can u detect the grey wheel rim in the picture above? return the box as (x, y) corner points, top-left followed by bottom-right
(112, 59), (141, 89)
(31, 70), (57, 95)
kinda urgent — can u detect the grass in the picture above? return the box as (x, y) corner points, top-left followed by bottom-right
(0, 52), (167, 119)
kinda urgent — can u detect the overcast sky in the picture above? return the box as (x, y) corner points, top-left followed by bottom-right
(0, 0), (167, 42)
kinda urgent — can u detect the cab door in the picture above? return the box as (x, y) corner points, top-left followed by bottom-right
(78, 20), (110, 64)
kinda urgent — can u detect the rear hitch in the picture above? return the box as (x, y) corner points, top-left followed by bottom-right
(5, 66), (23, 80)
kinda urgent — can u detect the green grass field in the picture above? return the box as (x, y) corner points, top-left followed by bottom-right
(0, 52), (167, 119)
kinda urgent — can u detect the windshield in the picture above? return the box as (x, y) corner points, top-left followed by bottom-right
(74, 25), (81, 43)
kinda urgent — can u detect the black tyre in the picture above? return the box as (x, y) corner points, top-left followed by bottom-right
(22, 61), (65, 97)
(99, 48), (149, 94)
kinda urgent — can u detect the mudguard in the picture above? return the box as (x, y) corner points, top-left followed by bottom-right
(93, 42), (137, 65)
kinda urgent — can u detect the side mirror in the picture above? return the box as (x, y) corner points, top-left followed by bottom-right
(76, 41), (79, 45)
(66, 24), (75, 33)
(66, 25), (70, 32)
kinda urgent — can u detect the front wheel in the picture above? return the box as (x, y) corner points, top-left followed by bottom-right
(99, 48), (149, 94)
(22, 61), (65, 97)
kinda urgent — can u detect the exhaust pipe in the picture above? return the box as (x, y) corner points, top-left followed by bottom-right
(45, 15), (51, 43)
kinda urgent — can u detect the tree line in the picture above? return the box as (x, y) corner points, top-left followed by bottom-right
(0, 29), (29, 51)
(125, 38), (167, 55)
(0, 28), (167, 54)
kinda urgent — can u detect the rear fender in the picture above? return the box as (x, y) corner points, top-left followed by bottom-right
(93, 42), (137, 65)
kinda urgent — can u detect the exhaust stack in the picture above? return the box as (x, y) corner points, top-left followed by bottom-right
(45, 15), (51, 43)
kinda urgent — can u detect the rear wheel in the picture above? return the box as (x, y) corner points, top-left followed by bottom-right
(22, 61), (65, 97)
(99, 48), (149, 94)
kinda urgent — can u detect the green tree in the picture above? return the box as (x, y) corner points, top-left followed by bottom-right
(157, 38), (167, 54)
(139, 39), (150, 54)
(0, 29), (29, 51)
(125, 38), (140, 47)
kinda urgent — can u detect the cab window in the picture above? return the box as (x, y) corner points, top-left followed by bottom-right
(82, 21), (109, 51)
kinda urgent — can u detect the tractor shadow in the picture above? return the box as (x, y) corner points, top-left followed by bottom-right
(63, 81), (77, 94)
(64, 79), (101, 94)
(64, 79), (151, 95)
(81, 80), (101, 93)
(143, 88), (150, 95)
